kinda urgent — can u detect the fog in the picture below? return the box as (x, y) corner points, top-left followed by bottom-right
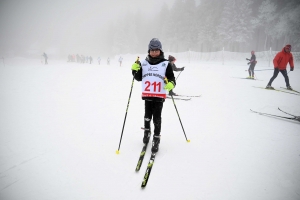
(0, 0), (176, 58)
(1, 0), (299, 59)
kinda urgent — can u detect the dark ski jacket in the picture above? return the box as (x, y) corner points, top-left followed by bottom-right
(132, 52), (176, 102)
(170, 63), (184, 71)
(247, 54), (256, 66)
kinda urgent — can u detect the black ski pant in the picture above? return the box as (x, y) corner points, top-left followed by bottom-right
(248, 64), (255, 77)
(267, 68), (290, 87)
(144, 100), (163, 136)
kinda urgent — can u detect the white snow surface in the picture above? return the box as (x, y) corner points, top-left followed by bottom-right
(0, 57), (300, 200)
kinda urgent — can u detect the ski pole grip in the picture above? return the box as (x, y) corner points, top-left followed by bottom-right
(135, 56), (140, 64)
(164, 77), (168, 84)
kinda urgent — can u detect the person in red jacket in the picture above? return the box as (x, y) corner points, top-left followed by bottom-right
(266, 44), (294, 90)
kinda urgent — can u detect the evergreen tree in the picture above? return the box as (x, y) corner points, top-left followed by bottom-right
(217, 0), (254, 51)
(254, 0), (277, 50)
(273, 1), (300, 51)
(196, 0), (225, 51)
(168, 0), (185, 52)
(180, 0), (197, 51)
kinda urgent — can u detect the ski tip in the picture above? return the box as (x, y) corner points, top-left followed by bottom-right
(187, 139), (191, 143)
(116, 150), (120, 154)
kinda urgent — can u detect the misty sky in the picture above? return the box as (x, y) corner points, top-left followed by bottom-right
(0, 0), (177, 56)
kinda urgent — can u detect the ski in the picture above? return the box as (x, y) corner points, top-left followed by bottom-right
(280, 87), (300, 94)
(175, 94), (201, 97)
(136, 128), (151, 171)
(252, 86), (300, 96)
(278, 107), (299, 119)
(244, 69), (273, 71)
(232, 77), (262, 81)
(250, 109), (300, 122)
(166, 96), (191, 101)
(141, 153), (157, 188)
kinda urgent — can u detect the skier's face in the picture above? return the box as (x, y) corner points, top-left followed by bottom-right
(285, 47), (291, 52)
(149, 49), (160, 58)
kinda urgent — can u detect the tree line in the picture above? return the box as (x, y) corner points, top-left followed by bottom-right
(105, 0), (300, 55)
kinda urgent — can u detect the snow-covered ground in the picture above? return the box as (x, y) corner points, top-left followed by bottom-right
(0, 57), (299, 200)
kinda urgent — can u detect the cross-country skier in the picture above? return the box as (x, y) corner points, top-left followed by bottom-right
(246, 51), (256, 79)
(131, 38), (176, 153)
(43, 52), (48, 64)
(168, 55), (184, 96)
(119, 56), (123, 67)
(97, 56), (101, 65)
(266, 44), (294, 90)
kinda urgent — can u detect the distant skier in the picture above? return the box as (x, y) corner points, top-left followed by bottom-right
(266, 44), (294, 90)
(168, 55), (184, 96)
(107, 57), (110, 65)
(119, 56), (123, 67)
(97, 56), (101, 65)
(43, 52), (48, 64)
(246, 51), (257, 79)
(89, 56), (93, 64)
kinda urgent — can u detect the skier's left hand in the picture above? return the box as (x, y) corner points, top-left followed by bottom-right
(247, 62), (250, 65)
(290, 67), (294, 71)
(164, 81), (175, 91)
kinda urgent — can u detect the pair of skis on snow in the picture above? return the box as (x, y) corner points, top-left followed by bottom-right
(253, 86), (300, 96)
(250, 107), (300, 122)
(166, 94), (201, 101)
(135, 128), (156, 188)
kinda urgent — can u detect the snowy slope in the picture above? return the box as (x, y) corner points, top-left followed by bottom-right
(0, 57), (299, 200)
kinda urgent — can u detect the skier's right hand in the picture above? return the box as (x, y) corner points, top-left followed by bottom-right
(131, 63), (141, 71)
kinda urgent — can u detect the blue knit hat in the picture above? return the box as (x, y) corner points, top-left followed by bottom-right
(148, 38), (163, 52)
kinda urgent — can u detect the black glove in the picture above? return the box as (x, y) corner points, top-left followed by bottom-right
(246, 58), (249, 61)
(247, 62), (250, 65)
(290, 67), (294, 71)
(181, 67), (185, 71)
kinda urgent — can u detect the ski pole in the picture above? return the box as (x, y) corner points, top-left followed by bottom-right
(176, 70), (183, 81)
(164, 77), (190, 142)
(116, 56), (140, 154)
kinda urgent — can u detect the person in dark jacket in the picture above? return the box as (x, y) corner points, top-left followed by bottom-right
(266, 44), (294, 90)
(168, 55), (184, 95)
(131, 38), (176, 153)
(246, 51), (256, 79)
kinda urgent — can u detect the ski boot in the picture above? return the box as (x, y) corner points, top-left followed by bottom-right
(266, 85), (274, 90)
(287, 86), (293, 90)
(143, 130), (151, 144)
(151, 135), (161, 153)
